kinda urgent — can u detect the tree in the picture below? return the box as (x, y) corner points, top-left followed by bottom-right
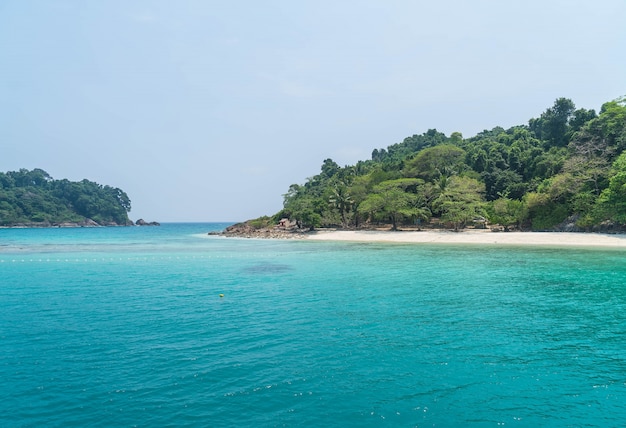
(562, 154), (609, 197)
(529, 97), (576, 147)
(346, 173), (379, 228)
(320, 158), (340, 180)
(432, 176), (485, 231)
(567, 108), (597, 140)
(285, 194), (323, 230)
(522, 191), (568, 230)
(594, 152), (626, 224)
(328, 180), (354, 228)
(357, 179), (429, 230)
(481, 168), (525, 200)
(572, 98), (626, 154)
(487, 197), (525, 231)
(403, 144), (466, 181)
(529, 147), (568, 180)
(282, 184), (323, 229)
(371, 129), (448, 168)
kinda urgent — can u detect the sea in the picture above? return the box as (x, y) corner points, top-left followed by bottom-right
(2, 223), (626, 427)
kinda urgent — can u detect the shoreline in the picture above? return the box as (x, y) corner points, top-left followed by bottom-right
(303, 229), (626, 248)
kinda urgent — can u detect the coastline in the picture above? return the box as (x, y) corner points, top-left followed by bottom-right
(0, 218), (159, 228)
(303, 229), (626, 248)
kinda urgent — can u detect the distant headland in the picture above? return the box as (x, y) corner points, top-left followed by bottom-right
(0, 168), (158, 227)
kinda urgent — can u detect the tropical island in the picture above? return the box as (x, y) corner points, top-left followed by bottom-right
(223, 96), (626, 239)
(0, 168), (154, 227)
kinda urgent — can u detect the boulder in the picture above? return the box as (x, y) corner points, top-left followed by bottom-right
(80, 218), (100, 227)
(136, 218), (160, 226)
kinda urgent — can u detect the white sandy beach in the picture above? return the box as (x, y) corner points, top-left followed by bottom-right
(305, 229), (626, 248)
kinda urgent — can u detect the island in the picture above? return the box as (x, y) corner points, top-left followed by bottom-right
(219, 96), (626, 239)
(0, 168), (149, 227)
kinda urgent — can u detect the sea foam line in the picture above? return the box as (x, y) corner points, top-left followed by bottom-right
(0, 254), (238, 263)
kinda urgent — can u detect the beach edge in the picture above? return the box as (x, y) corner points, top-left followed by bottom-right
(303, 229), (626, 248)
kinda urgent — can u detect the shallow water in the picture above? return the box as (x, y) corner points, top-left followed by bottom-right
(2, 223), (626, 426)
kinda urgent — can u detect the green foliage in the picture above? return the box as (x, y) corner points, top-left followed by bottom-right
(275, 96), (626, 231)
(403, 144), (466, 181)
(371, 129), (448, 170)
(357, 178), (429, 230)
(529, 97), (576, 147)
(522, 192), (568, 230)
(432, 176), (486, 231)
(0, 169), (132, 226)
(282, 183), (324, 230)
(597, 99), (626, 152)
(593, 151), (626, 224)
(247, 216), (273, 229)
(487, 197), (525, 230)
(328, 180), (354, 227)
(481, 168), (525, 200)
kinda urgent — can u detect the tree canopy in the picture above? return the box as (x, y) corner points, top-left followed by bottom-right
(0, 168), (132, 226)
(276, 96), (626, 231)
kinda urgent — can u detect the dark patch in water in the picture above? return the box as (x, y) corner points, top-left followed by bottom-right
(243, 263), (292, 274)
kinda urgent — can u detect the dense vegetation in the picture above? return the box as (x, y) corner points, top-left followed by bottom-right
(0, 168), (132, 226)
(271, 97), (626, 231)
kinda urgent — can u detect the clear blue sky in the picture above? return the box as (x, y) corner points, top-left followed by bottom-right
(1, 1), (625, 222)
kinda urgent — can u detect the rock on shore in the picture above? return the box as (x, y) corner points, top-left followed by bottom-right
(135, 219), (160, 226)
(210, 220), (310, 239)
(0, 218), (121, 228)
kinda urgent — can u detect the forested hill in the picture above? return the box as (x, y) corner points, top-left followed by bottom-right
(270, 96), (626, 231)
(0, 168), (132, 226)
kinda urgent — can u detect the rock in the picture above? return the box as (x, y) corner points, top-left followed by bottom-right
(80, 218), (100, 227)
(2, 218), (132, 228)
(136, 218), (160, 226)
(56, 222), (80, 228)
(213, 221), (309, 239)
(553, 215), (582, 232)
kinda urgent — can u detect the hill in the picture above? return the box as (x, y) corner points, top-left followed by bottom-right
(0, 168), (133, 227)
(266, 96), (626, 232)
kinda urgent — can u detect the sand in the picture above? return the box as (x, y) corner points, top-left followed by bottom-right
(304, 229), (626, 248)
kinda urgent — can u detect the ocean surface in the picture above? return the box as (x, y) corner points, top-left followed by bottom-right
(2, 223), (626, 427)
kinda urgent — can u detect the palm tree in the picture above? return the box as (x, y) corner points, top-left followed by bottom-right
(329, 181), (354, 228)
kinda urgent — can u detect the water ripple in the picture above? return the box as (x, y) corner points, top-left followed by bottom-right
(3, 228), (626, 426)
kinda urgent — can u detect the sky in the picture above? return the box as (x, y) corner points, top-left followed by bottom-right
(1, 0), (625, 222)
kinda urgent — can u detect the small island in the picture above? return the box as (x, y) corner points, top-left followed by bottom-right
(0, 168), (153, 227)
(220, 96), (626, 238)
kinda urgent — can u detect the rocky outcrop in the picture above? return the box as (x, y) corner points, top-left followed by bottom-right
(552, 215), (583, 232)
(54, 218), (130, 227)
(552, 215), (626, 233)
(84, 218), (100, 227)
(210, 221), (310, 239)
(1, 218), (135, 228)
(136, 219), (160, 226)
(589, 220), (626, 234)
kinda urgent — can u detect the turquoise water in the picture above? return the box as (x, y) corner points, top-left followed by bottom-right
(2, 223), (626, 427)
